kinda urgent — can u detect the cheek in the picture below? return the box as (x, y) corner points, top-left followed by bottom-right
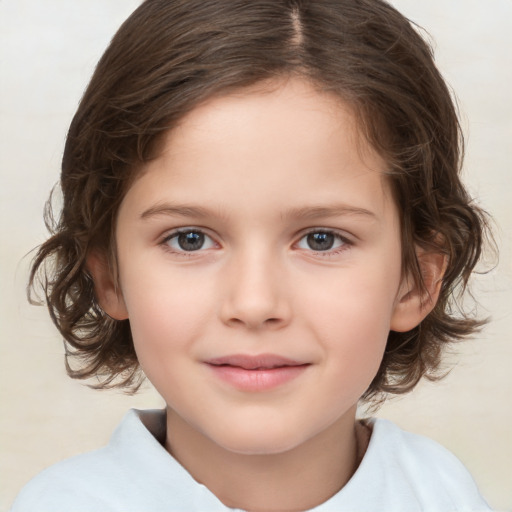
(301, 261), (400, 333)
(310, 298), (391, 407)
(299, 263), (400, 377)
(120, 269), (213, 371)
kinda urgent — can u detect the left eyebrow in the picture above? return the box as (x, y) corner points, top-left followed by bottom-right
(282, 204), (377, 222)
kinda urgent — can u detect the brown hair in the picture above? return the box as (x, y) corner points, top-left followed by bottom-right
(29, 0), (491, 400)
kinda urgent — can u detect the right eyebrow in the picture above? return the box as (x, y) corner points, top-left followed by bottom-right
(140, 202), (226, 221)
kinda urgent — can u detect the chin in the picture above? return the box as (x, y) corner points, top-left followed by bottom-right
(209, 419), (312, 456)
(220, 435), (302, 456)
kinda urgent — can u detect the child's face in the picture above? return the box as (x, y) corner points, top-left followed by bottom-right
(107, 78), (414, 455)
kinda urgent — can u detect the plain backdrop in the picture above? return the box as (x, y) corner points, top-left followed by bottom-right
(1, 1), (511, 510)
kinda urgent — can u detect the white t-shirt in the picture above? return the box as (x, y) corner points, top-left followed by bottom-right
(10, 409), (492, 512)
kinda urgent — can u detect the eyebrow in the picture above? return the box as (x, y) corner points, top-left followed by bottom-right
(140, 202), (377, 222)
(141, 203), (220, 220)
(281, 205), (377, 222)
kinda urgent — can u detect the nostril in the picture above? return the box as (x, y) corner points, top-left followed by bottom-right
(219, 288), (291, 329)
(225, 316), (286, 330)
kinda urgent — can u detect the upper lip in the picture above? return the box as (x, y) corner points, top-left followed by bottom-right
(205, 354), (308, 370)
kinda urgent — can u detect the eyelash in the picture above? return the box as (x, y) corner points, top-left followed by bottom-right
(159, 228), (353, 257)
(296, 229), (352, 256)
(160, 228), (217, 257)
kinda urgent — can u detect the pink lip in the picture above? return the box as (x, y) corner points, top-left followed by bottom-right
(205, 354), (310, 391)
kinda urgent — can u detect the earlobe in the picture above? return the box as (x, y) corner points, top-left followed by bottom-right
(390, 248), (447, 332)
(86, 250), (129, 320)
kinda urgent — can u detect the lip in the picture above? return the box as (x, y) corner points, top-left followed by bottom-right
(205, 354), (310, 392)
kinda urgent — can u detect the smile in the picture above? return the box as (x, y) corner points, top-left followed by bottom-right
(205, 354), (310, 391)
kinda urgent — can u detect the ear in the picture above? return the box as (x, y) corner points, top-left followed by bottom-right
(86, 250), (129, 320)
(391, 247), (447, 332)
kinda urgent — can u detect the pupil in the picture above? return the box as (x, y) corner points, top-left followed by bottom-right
(307, 232), (334, 251)
(178, 232), (204, 251)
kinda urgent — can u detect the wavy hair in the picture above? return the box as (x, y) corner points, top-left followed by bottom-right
(29, 0), (492, 399)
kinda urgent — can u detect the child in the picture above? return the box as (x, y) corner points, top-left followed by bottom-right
(11, 0), (493, 510)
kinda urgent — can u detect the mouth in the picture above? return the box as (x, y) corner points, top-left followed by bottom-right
(204, 354), (310, 391)
(205, 354), (309, 370)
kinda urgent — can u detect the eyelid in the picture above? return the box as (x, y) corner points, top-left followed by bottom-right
(158, 226), (354, 256)
(160, 227), (219, 253)
(297, 227), (353, 241)
(294, 228), (354, 254)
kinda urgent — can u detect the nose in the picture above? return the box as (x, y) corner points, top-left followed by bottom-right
(219, 249), (291, 330)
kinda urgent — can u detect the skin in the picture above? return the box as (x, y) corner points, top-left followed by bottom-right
(91, 77), (441, 511)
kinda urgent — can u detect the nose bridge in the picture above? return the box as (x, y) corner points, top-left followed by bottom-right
(220, 241), (290, 329)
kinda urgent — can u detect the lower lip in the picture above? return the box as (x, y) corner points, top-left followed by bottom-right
(206, 364), (309, 392)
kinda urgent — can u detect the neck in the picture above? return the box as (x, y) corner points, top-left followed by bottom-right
(165, 407), (362, 512)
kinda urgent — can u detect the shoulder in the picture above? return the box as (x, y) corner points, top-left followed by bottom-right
(9, 409), (168, 512)
(10, 409), (230, 512)
(359, 418), (492, 511)
(9, 445), (121, 511)
(373, 419), (476, 479)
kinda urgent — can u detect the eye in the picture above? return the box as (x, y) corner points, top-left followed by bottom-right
(296, 230), (348, 253)
(163, 229), (216, 252)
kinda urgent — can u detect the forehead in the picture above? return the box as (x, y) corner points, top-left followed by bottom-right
(169, 78), (369, 168)
(124, 77), (395, 224)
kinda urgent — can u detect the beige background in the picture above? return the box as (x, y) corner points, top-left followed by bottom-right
(1, 1), (511, 510)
